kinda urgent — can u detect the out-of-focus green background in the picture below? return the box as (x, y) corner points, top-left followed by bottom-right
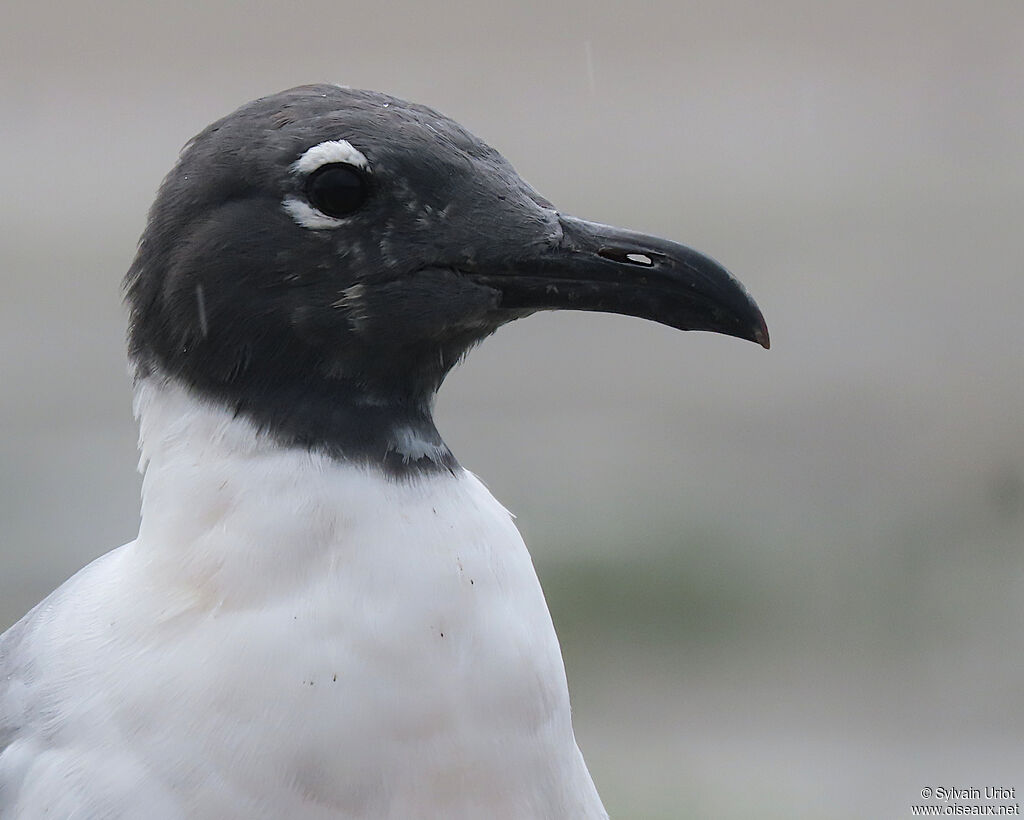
(2, 2), (1022, 817)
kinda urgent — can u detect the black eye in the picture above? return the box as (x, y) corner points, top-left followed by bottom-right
(305, 163), (369, 218)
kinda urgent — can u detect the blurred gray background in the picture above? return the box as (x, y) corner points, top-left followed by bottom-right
(2, 1), (1022, 817)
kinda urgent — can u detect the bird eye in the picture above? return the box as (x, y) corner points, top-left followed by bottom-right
(305, 163), (369, 218)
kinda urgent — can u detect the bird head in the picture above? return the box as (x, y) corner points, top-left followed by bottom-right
(126, 85), (768, 471)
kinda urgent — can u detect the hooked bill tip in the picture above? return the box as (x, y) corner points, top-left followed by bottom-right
(753, 317), (770, 348)
(754, 322), (770, 350)
(750, 309), (771, 350)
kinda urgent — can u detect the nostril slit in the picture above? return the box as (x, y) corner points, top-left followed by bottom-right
(599, 248), (656, 267)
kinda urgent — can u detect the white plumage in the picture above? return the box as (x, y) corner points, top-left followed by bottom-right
(0, 377), (606, 818)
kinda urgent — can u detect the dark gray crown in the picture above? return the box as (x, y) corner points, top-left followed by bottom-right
(126, 84), (767, 475)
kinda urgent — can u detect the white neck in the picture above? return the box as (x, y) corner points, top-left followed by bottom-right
(123, 376), (606, 818)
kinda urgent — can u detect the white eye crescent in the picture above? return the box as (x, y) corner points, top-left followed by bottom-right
(284, 140), (371, 229)
(293, 140), (369, 174)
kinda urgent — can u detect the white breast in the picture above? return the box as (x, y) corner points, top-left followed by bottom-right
(0, 380), (606, 819)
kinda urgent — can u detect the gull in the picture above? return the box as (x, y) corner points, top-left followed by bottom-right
(0, 85), (768, 819)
